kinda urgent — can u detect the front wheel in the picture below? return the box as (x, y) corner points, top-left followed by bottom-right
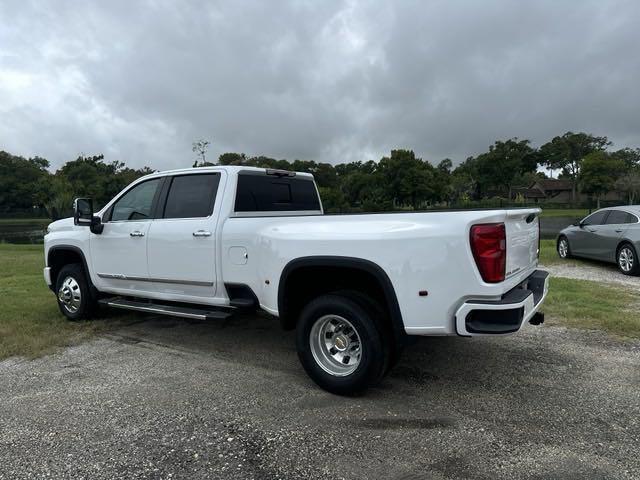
(55, 263), (97, 320)
(296, 294), (389, 395)
(617, 243), (640, 276)
(557, 236), (572, 259)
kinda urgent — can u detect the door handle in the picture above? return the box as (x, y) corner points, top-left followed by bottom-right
(192, 230), (212, 237)
(130, 231), (145, 237)
(615, 229), (623, 233)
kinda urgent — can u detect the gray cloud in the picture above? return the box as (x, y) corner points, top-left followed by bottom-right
(1, 0), (639, 171)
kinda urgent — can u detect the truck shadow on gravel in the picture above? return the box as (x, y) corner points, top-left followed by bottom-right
(105, 310), (577, 413)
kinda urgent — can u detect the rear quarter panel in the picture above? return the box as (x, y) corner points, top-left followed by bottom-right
(221, 209), (540, 335)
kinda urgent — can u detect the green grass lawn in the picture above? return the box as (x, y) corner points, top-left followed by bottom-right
(538, 238), (584, 267)
(545, 277), (640, 338)
(537, 240), (640, 338)
(0, 218), (50, 225)
(539, 239), (574, 266)
(538, 208), (589, 218)
(0, 244), (125, 360)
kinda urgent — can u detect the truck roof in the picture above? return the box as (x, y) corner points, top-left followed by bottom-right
(143, 165), (315, 179)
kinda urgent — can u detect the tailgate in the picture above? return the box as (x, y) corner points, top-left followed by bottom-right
(505, 209), (540, 279)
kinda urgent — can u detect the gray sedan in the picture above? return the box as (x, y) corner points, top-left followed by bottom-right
(557, 206), (640, 275)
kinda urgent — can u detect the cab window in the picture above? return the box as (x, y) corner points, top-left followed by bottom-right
(234, 173), (321, 212)
(110, 178), (162, 221)
(162, 173), (220, 219)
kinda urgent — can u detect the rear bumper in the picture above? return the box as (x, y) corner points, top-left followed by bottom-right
(455, 269), (549, 336)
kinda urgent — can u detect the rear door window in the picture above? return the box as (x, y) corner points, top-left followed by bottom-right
(582, 210), (608, 226)
(162, 173), (221, 219)
(234, 173), (321, 212)
(605, 210), (629, 225)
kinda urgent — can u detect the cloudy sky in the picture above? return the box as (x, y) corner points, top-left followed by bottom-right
(1, 0), (639, 171)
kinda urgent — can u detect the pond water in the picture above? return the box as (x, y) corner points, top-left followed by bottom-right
(0, 221), (48, 244)
(0, 216), (579, 244)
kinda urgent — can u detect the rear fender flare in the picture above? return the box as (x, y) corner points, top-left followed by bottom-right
(277, 256), (406, 344)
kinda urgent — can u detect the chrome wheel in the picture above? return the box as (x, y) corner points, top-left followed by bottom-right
(619, 247), (634, 273)
(558, 238), (568, 258)
(309, 315), (362, 377)
(58, 276), (81, 313)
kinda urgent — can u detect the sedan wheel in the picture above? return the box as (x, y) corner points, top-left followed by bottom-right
(558, 237), (570, 259)
(618, 245), (636, 274)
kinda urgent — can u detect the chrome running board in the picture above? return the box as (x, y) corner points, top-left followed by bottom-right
(99, 297), (232, 321)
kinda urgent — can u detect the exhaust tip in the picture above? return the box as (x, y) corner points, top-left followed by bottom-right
(529, 312), (545, 326)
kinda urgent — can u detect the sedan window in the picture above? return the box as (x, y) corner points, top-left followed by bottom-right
(605, 210), (629, 225)
(582, 210), (608, 226)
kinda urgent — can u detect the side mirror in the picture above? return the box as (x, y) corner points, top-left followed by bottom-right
(74, 198), (104, 234)
(74, 198), (93, 226)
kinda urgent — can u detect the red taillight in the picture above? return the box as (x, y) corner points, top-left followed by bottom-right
(470, 223), (506, 283)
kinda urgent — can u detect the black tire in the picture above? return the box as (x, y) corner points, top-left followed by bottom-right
(616, 243), (640, 276)
(557, 235), (572, 259)
(55, 263), (97, 321)
(332, 289), (402, 375)
(296, 294), (390, 395)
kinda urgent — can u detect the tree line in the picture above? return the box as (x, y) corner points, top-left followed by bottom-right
(0, 153), (154, 219)
(1, 131), (639, 219)
(195, 132), (640, 210)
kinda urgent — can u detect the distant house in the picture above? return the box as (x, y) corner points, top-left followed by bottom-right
(513, 179), (624, 204)
(511, 187), (547, 203)
(531, 179), (575, 203)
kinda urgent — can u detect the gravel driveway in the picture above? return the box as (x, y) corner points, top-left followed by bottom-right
(541, 259), (640, 288)
(1, 314), (639, 480)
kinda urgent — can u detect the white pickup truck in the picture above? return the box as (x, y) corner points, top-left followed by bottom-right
(44, 166), (549, 394)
